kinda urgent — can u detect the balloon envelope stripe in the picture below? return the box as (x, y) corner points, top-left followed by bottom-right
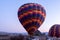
(18, 5), (46, 16)
(56, 26), (59, 37)
(23, 21), (40, 29)
(27, 26), (37, 35)
(27, 26), (37, 32)
(19, 13), (44, 23)
(18, 10), (46, 19)
(22, 18), (42, 26)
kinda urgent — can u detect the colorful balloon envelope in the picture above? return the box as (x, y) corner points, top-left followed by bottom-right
(18, 3), (46, 35)
(49, 24), (60, 38)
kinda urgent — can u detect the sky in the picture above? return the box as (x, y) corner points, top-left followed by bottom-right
(0, 0), (60, 33)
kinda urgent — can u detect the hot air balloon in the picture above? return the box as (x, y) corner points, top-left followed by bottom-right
(18, 3), (46, 35)
(49, 24), (60, 38)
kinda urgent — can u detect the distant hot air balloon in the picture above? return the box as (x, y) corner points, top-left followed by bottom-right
(49, 24), (60, 38)
(18, 3), (46, 35)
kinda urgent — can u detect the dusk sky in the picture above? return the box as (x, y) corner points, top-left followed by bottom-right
(0, 0), (60, 33)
